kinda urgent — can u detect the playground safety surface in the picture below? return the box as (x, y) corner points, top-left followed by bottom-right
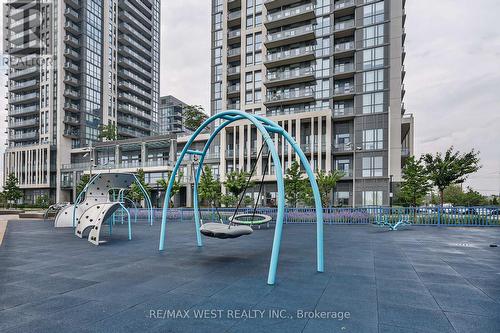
(1, 220), (499, 332)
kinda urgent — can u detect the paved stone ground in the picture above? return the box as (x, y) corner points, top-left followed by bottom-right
(0, 220), (499, 333)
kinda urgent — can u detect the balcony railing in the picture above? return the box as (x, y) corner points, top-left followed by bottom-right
(334, 85), (355, 95)
(227, 47), (241, 57)
(333, 107), (354, 117)
(228, 29), (241, 39)
(334, 19), (355, 31)
(334, 41), (355, 53)
(227, 84), (240, 94)
(228, 10), (241, 20)
(266, 67), (313, 82)
(334, 63), (355, 73)
(9, 105), (39, 115)
(9, 79), (38, 91)
(9, 118), (38, 128)
(266, 88), (314, 103)
(266, 25), (314, 43)
(265, 46), (315, 63)
(10, 66), (39, 79)
(334, 0), (355, 10)
(333, 142), (353, 152)
(10, 131), (38, 140)
(227, 66), (240, 76)
(401, 148), (410, 157)
(10, 92), (39, 103)
(266, 3), (314, 23)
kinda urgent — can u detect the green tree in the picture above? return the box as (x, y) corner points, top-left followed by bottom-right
(35, 195), (50, 208)
(128, 169), (151, 203)
(284, 161), (307, 207)
(462, 187), (487, 206)
(243, 195), (254, 207)
(315, 169), (345, 207)
(224, 170), (253, 198)
(443, 185), (465, 206)
(157, 171), (183, 207)
(99, 124), (118, 141)
(198, 166), (221, 207)
(399, 156), (432, 206)
(3, 173), (22, 207)
(220, 194), (238, 207)
(491, 196), (499, 206)
(183, 105), (208, 131)
(76, 174), (91, 197)
(423, 147), (481, 206)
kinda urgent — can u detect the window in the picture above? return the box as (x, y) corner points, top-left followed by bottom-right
(336, 191), (350, 206)
(363, 1), (384, 25)
(362, 191), (383, 206)
(363, 69), (384, 92)
(336, 159), (351, 175)
(245, 72), (253, 90)
(362, 24), (384, 47)
(245, 91), (253, 103)
(362, 129), (384, 150)
(363, 47), (384, 70)
(362, 156), (383, 177)
(362, 92), (384, 114)
(254, 89), (261, 102)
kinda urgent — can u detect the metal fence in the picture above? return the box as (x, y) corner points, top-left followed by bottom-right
(117, 206), (500, 227)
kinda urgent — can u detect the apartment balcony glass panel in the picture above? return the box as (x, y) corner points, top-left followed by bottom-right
(227, 84), (240, 97)
(64, 102), (80, 112)
(264, 67), (315, 87)
(10, 131), (38, 141)
(8, 118), (39, 129)
(64, 0), (81, 10)
(118, 69), (151, 89)
(63, 116), (80, 125)
(227, 10), (241, 27)
(227, 29), (241, 43)
(64, 75), (80, 86)
(9, 92), (39, 104)
(265, 3), (315, 29)
(264, 87), (315, 106)
(227, 47), (241, 60)
(9, 66), (39, 80)
(64, 21), (81, 35)
(64, 62), (80, 73)
(9, 105), (39, 116)
(334, 0), (355, 10)
(64, 7), (80, 21)
(9, 79), (38, 92)
(264, 45), (315, 68)
(265, 25), (315, 48)
(64, 35), (80, 48)
(333, 141), (353, 153)
(64, 89), (81, 100)
(64, 48), (80, 60)
(334, 41), (355, 54)
(227, 66), (241, 78)
(334, 19), (355, 31)
(333, 107), (354, 118)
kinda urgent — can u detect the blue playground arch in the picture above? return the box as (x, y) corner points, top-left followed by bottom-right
(159, 110), (324, 285)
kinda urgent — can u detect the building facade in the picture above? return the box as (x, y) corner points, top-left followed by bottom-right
(3, 0), (160, 203)
(211, 0), (413, 206)
(158, 95), (190, 135)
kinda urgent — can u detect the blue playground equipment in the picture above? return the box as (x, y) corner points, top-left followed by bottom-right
(159, 110), (324, 285)
(373, 215), (412, 231)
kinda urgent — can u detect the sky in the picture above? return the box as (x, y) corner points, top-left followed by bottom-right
(1, 0), (499, 195)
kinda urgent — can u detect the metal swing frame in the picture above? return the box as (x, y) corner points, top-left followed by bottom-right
(159, 110), (324, 285)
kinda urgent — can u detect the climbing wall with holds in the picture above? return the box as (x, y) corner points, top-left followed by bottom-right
(75, 202), (121, 245)
(54, 173), (145, 245)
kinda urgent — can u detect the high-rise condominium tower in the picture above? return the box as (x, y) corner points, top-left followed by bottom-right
(3, 0), (160, 203)
(210, 0), (413, 206)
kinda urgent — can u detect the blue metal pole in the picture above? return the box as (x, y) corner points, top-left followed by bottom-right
(279, 126), (324, 274)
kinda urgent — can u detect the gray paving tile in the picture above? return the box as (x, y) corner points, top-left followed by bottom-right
(446, 312), (500, 333)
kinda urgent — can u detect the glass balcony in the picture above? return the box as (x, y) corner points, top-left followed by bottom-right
(333, 107), (354, 118)
(401, 148), (410, 157)
(334, 19), (355, 31)
(117, 116), (151, 131)
(10, 131), (38, 140)
(334, 85), (355, 96)
(227, 47), (241, 59)
(264, 87), (315, 106)
(64, 7), (80, 21)
(265, 25), (315, 48)
(118, 58), (151, 77)
(118, 69), (151, 89)
(227, 103), (240, 110)
(9, 118), (39, 129)
(334, 0), (355, 10)
(264, 67), (315, 87)
(265, 3), (315, 29)
(118, 46), (151, 67)
(334, 41), (355, 53)
(228, 10), (241, 21)
(227, 29), (241, 40)
(64, 75), (80, 86)
(333, 141), (353, 152)
(227, 66), (241, 77)
(64, 0), (81, 9)
(9, 105), (39, 116)
(119, 34), (151, 57)
(63, 129), (80, 138)
(64, 48), (80, 60)
(227, 84), (240, 95)
(118, 93), (151, 110)
(64, 21), (81, 35)
(64, 35), (80, 47)
(118, 81), (152, 99)
(64, 116), (80, 125)
(64, 62), (80, 73)
(64, 102), (80, 112)
(334, 63), (355, 74)
(9, 79), (38, 92)
(118, 103), (152, 120)
(264, 45), (315, 68)
(10, 92), (39, 104)
(10, 66), (39, 80)
(64, 89), (80, 99)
